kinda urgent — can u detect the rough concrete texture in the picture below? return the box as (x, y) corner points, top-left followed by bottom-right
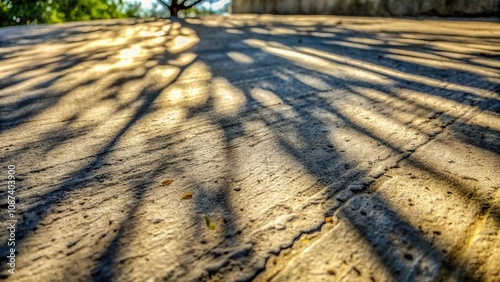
(232, 0), (500, 16)
(0, 15), (499, 281)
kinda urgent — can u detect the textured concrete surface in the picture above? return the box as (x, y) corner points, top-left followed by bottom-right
(0, 15), (499, 281)
(232, 0), (500, 16)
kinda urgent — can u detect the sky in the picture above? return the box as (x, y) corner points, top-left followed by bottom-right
(134, 0), (232, 11)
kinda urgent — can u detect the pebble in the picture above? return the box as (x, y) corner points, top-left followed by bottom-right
(153, 218), (164, 224)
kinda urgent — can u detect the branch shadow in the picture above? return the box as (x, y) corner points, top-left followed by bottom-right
(0, 15), (499, 281)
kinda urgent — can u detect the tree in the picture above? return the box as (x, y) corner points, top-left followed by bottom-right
(0, 0), (140, 27)
(156, 0), (206, 17)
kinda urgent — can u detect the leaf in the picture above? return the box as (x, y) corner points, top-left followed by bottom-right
(205, 215), (216, 230)
(181, 192), (193, 200)
(161, 179), (174, 186)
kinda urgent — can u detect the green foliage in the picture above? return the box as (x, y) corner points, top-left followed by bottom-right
(0, 0), (141, 27)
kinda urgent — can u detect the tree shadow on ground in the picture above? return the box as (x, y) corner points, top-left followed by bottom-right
(0, 15), (499, 281)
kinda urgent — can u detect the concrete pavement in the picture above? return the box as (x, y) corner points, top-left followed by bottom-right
(0, 15), (499, 281)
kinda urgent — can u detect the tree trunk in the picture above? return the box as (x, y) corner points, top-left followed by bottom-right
(170, 3), (182, 17)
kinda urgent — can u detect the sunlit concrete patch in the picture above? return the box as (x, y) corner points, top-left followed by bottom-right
(167, 28), (200, 53)
(250, 87), (284, 107)
(167, 52), (197, 66)
(265, 96), (500, 282)
(369, 111), (500, 280)
(268, 194), (444, 282)
(244, 39), (388, 84)
(209, 78), (246, 116)
(227, 51), (254, 64)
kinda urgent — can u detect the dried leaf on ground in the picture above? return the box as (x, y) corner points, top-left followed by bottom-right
(181, 192), (193, 199)
(161, 179), (174, 186)
(205, 215), (216, 230)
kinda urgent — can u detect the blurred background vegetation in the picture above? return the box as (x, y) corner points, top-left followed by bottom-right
(0, 0), (230, 27)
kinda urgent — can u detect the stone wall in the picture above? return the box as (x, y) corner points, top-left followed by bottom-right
(231, 0), (500, 16)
